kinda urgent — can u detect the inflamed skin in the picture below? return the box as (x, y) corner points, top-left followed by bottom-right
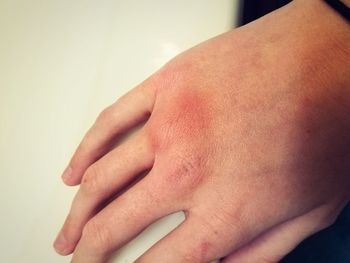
(55, 1), (350, 262)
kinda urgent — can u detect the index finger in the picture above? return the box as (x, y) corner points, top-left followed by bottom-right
(62, 83), (156, 186)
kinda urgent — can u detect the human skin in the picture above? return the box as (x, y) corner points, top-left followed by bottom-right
(342, 0), (350, 6)
(54, 0), (350, 262)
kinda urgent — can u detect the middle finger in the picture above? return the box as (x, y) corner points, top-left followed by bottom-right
(54, 131), (154, 255)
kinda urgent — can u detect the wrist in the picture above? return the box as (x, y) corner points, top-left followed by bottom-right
(288, 0), (350, 112)
(295, 0), (350, 26)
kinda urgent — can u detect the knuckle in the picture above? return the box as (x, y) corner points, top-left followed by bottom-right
(164, 158), (204, 195)
(155, 55), (199, 90)
(199, 209), (248, 252)
(181, 249), (203, 263)
(181, 240), (214, 263)
(165, 155), (206, 191)
(96, 105), (113, 124)
(317, 208), (339, 229)
(258, 256), (278, 263)
(63, 213), (78, 232)
(213, 206), (246, 235)
(81, 165), (102, 195)
(60, 213), (80, 241)
(82, 219), (113, 254)
(154, 63), (183, 91)
(319, 215), (336, 229)
(312, 202), (345, 231)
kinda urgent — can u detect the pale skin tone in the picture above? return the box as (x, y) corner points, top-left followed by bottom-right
(53, 0), (350, 262)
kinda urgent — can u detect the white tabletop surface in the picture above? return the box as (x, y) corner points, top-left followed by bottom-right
(0, 0), (239, 262)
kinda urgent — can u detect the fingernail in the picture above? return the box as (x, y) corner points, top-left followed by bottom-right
(61, 166), (72, 181)
(54, 232), (68, 254)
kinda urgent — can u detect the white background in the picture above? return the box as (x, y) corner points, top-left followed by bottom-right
(0, 0), (239, 262)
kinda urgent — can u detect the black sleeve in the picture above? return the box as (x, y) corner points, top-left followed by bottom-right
(238, 0), (292, 26)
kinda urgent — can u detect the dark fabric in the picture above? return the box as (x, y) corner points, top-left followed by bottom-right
(282, 203), (350, 263)
(238, 0), (292, 26)
(324, 0), (350, 23)
(238, 1), (350, 262)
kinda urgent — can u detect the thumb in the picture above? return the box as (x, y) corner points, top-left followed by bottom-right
(221, 201), (346, 263)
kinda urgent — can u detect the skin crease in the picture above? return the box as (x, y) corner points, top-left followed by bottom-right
(54, 0), (350, 262)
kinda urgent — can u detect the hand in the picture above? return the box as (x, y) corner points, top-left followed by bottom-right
(54, 1), (350, 262)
